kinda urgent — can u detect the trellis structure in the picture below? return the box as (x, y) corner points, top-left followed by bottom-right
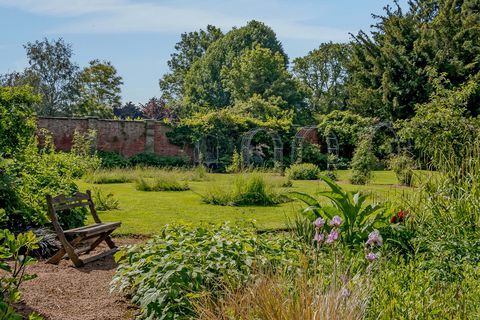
(193, 135), (219, 167)
(365, 122), (404, 155)
(291, 126), (339, 171)
(240, 128), (283, 167)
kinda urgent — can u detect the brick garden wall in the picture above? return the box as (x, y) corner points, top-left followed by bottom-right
(36, 117), (192, 159)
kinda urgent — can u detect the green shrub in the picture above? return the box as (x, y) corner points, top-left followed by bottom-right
(135, 176), (189, 192)
(3, 145), (91, 230)
(285, 163), (321, 180)
(92, 188), (120, 211)
(112, 223), (304, 320)
(301, 143), (327, 169)
(128, 152), (190, 168)
(350, 135), (377, 185)
(202, 174), (284, 206)
(97, 151), (129, 168)
(389, 152), (416, 186)
(226, 148), (242, 173)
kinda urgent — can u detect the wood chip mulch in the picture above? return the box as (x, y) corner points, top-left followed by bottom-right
(14, 238), (143, 320)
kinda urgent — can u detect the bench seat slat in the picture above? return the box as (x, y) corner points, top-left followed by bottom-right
(64, 222), (121, 236)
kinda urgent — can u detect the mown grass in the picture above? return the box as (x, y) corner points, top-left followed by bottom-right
(78, 169), (421, 235)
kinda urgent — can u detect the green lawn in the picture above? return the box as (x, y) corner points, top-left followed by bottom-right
(77, 170), (417, 236)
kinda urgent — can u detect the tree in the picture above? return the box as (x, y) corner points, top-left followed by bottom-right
(24, 38), (78, 116)
(141, 97), (177, 122)
(113, 101), (143, 119)
(70, 59), (123, 118)
(223, 45), (303, 109)
(159, 25), (223, 103)
(0, 86), (40, 158)
(0, 69), (41, 90)
(347, 0), (480, 120)
(293, 42), (350, 114)
(183, 20), (287, 112)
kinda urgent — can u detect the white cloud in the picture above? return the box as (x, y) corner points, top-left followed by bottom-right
(0, 0), (352, 42)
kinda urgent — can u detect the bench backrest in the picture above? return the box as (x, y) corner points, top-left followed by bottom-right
(46, 190), (101, 231)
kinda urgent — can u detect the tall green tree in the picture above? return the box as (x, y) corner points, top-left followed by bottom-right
(159, 25), (223, 104)
(0, 86), (39, 158)
(223, 45), (303, 108)
(348, 0), (480, 120)
(24, 38), (78, 116)
(293, 42), (350, 114)
(71, 59), (123, 118)
(183, 20), (287, 112)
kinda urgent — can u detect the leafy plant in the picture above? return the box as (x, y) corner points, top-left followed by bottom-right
(288, 176), (388, 245)
(285, 163), (321, 180)
(92, 188), (120, 211)
(97, 151), (129, 168)
(300, 143), (327, 169)
(0, 230), (39, 320)
(112, 223), (303, 320)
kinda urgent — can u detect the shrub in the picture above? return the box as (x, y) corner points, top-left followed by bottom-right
(285, 163), (321, 180)
(97, 151), (129, 168)
(389, 152), (416, 186)
(112, 223), (304, 320)
(202, 174), (284, 206)
(301, 143), (327, 169)
(2, 145), (90, 231)
(128, 152), (190, 168)
(226, 148), (242, 173)
(350, 135), (377, 185)
(135, 176), (189, 191)
(92, 188), (120, 211)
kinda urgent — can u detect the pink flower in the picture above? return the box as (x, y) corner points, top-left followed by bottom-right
(365, 252), (378, 261)
(326, 229), (339, 244)
(313, 217), (325, 229)
(366, 230), (383, 246)
(314, 231), (325, 243)
(329, 216), (343, 227)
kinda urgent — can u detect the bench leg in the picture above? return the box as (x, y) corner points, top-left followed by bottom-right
(47, 248), (66, 264)
(86, 231), (113, 254)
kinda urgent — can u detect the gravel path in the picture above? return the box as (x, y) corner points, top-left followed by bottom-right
(15, 238), (141, 320)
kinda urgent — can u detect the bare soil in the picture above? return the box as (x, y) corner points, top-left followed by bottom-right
(14, 238), (143, 320)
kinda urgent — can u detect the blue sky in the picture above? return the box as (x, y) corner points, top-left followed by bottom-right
(0, 0), (407, 104)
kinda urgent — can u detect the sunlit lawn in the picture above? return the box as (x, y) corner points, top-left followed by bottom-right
(77, 170), (422, 236)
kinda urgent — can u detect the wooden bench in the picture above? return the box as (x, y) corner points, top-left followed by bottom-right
(46, 190), (121, 267)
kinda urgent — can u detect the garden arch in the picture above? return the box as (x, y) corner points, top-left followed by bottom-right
(240, 128), (283, 167)
(193, 134), (219, 168)
(291, 126), (339, 171)
(365, 122), (405, 155)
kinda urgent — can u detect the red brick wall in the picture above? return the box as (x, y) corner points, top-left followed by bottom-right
(36, 117), (192, 159)
(95, 120), (146, 157)
(153, 123), (192, 157)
